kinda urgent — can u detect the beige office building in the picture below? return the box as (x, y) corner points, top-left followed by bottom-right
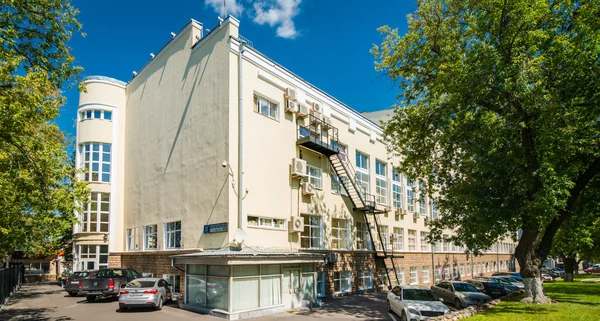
(73, 17), (517, 319)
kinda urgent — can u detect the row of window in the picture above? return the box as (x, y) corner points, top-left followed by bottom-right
(80, 192), (110, 233)
(126, 221), (182, 251)
(80, 109), (113, 121)
(80, 143), (111, 183)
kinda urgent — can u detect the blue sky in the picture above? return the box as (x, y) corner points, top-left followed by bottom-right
(60, 0), (415, 139)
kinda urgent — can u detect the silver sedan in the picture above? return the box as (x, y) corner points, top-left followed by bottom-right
(118, 278), (172, 311)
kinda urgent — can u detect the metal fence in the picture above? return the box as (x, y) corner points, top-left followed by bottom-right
(0, 264), (24, 309)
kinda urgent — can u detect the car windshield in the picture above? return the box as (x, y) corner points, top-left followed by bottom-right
(97, 269), (124, 277)
(74, 272), (89, 277)
(403, 289), (439, 301)
(494, 279), (511, 285)
(503, 278), (517, 282)
(485, 283), (503, 289)
(126, 280), (156, 288)
(453, 283), (479, 292)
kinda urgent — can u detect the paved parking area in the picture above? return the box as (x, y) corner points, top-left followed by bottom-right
(0, 284), (394, 321)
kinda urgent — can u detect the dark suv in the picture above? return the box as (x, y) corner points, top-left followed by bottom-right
(465, 279), (509, 299)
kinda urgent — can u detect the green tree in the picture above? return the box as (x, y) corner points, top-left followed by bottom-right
(0, 0), (88, 265)
(373, 0), (600, 303)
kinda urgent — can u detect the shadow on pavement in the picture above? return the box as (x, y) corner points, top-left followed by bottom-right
(0, 307), (73, 321)
(299, 292), (390, 320)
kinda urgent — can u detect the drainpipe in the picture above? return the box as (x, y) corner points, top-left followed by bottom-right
(237, 40), (245, 231)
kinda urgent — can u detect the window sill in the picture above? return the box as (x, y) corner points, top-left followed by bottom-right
(247, 225), (286, 231)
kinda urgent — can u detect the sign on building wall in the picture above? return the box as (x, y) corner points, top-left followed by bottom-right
(203, 223), (228, 234)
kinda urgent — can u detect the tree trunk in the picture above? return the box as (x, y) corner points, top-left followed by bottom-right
(564, 256), (577, 282)
(515, 228), (552, 304)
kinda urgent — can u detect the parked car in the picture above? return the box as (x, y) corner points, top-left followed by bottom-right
(64, 270), (97, 296)
(465, 280), (509, 299)
(387, 285), (451, 320)
(551, 268), (565, 277)
(541, 267), (560, 278)
(430, 281), (492, 309)
(80, 268), (140, 302)
(118, 278), (172, 311)
(490, 276), (525, 289)
(491, 272), (523, 282)
(541, 274), (554, 282)
(474, 277), (520, 293)
(584, 265), (600, 274)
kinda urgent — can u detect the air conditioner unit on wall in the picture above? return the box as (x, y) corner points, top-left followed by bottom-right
(292, 158), (307, 177)
(289, 216), (304, 232)
(312, 102), (322, 113)
(297, 104), (309, 117)
(302, 182), (315, 195)
(286, 87), (297, 101)
(285, 100), (298, 113)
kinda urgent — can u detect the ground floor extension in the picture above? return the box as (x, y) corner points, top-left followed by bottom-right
(107, 248), (515, 319)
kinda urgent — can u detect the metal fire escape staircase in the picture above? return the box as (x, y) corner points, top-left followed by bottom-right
(296, 113), (401, 287)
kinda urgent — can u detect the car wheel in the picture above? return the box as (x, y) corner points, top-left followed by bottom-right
(120, 306), (128, 312)
(455, 298), (463, 309)
(156, 297), (163, 311)
(68, 292), (77, 297)
(400, 310), (408, 321)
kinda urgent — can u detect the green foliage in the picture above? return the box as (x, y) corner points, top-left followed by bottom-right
(0, 0), (88, 261)
(373, 0), (600, 273)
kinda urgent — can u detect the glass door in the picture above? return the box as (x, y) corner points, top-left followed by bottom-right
(283, 269), (302, 308)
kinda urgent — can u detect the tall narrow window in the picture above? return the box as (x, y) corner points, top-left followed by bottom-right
(420, 232), (429, 252)
(442, 235), (449, 252)
(126, 229), (133, 251)
(406, 178), (415, 212)
(408, 230), (417, 251)
(330, 167), (347, 196)
(82, 192), (110, 232)
(301, 214), (322, 249)
(333, 271), (352, 293)
(392, 227), (404, 251)
(144, 225), (158, 250)
(392, 169), (403, 209)
(165, 221), (181, 249)
(430, 200), (439, 218)
(331, 219), (349, 250)
(358, 270), (373, 290)
(81, 143), (111, 182)
(418, 181), (426, 215)
(379, 225), (389, 252)
(307, 165), (322, 189)
(356, 221), (371, 250)
(355, 152), (370, 194)
(422, 266), (430, 283)
(410, 267), (418, 285)
(395, 268), (406, 285)
(375, 160), (387, 205)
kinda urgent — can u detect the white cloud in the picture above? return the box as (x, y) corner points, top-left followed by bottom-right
(253, 0), (302, 39)
(204, 0), (244, 17)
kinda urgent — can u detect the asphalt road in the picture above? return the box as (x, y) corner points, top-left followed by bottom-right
(0, 284), (394, 321)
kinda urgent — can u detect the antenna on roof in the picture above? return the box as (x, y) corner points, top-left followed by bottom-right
(132, 71), (137, 77)
(150, 53), (155, 59)
(206, 28), (210, 33)
(218, 16), (224, 25)
(170, 32), (176, 38)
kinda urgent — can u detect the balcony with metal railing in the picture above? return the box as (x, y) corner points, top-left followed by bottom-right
(297, 114), (340, 156)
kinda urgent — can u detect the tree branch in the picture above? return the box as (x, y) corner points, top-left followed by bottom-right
(537, 154), (600, 260)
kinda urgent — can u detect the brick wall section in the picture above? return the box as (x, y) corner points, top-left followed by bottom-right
(309, 250), (516, 297)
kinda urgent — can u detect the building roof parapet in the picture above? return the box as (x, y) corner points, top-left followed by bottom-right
(82, 75), (127, 88)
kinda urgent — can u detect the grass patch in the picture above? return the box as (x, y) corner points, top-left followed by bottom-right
(468, 274), (600, 321)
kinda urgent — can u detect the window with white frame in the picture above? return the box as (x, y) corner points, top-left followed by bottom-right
(356, 221), (371, 250)
(163, 274), (181, 296)
(453, 264), (459, 279)
(334, 271), (352, 293)
(301, 214), (322, 249)
(253, 94), (278, 120)
(393, 227), (404, 251)
(434, 266), (442, 281)
(81, 192), (109, 232)
(444, 265), (451, 280)
(375, 160), (387, 205)
(418, 181), (426, 215)
(164, 221), (181, 249)
(467, 263), (471, 275)
(126, 229), (133, 251)
(406, 178), (415, 212)
(331, 218), (349, 250)
(379, 225), (389, 252)
(80, 143), (111, 182)
(408, 230), (417, 251)
(355, 152), (370, 194)
(410, 267), (418, 284)
(442, 235), (449, 252)
(144, 224), (157, 250)
(420, 232), (429, 252)
(307, 165), (322, 189)
(460, 264), (465, 276)
(430, 200), (439, 218)
(247, 216), (285, 229)
(395, 267), (406, 285)
(80, 109), (112, 121)
(422, 266), (430, 283)
(359, 270), (373, 290)
(392, 169), (403, 209)
(377, 268), (390, 287)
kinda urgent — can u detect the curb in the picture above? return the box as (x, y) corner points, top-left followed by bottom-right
(429, 292), (521, 320)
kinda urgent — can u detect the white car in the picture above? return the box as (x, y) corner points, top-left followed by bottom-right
(387, 285), (451, 321)
(118, 278), (172, 311)
(541, 274), (554, 282)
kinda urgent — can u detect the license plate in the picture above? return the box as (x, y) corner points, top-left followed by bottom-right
(71, 281), (80, 284)
(492, 291), (501, 295)
(131, 293), (143, 296)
